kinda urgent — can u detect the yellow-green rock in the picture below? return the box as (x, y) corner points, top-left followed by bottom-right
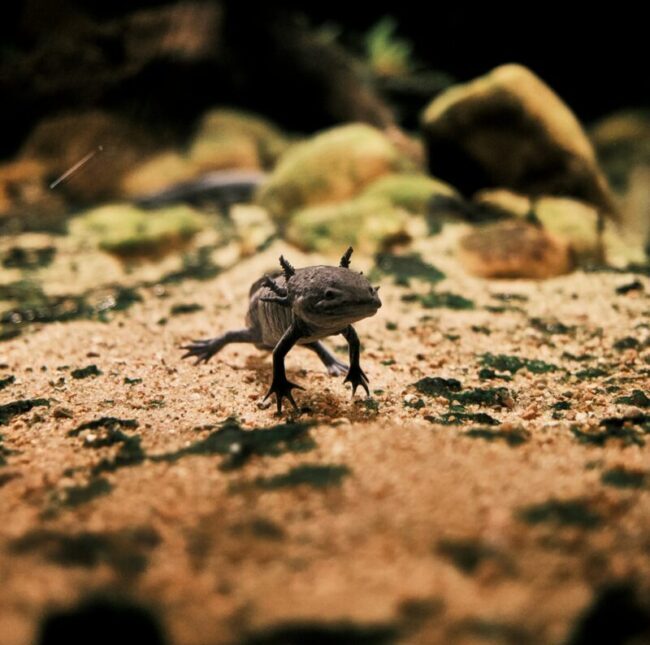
(361, 173), (457, 213)
(286, 196), (411, 255)
(473, 189), (532, 218)
(190, 108), (288, 171)
(422, 64), (618, 218)
(257, 124), (411, 224)
(534, 197), (602, 264)
(189, 131), (261, 172)
(120, 151), (199, 198)
(19, 110), (157, 203)
(71, 203), (208, 258)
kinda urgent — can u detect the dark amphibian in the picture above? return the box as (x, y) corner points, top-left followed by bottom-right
(181, 248), (382, 412)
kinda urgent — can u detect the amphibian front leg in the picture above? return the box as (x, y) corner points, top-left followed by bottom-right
(264, 321), (305, 413)
(341, 325), (369, 397)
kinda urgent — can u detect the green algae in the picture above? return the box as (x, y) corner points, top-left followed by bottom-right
(0, 375), (15, 390)
(464, 427), (529, 447)
(0, 398), (49, 425)
(614, 337), (641, 351)
(157, 246), (221, 284)
(373, 252), (445, 286)
(615, 280), (644, 295)
(69, 417), (144, 474)
(415, 377), (512, 408)
(518, 499), (602, 529)
(170, 303), (204, 316)
(2, 246), (56, 269)
(615, 390), (650, 407)
(437, 538), (508, 575)
(480, 353), (558, 375)
(601, 467), (646, 489)
(10, 526), (160, 576)
(153, 417), (316, 471)
(71, 365), (102, 379)
(241, 621), (397, 645)
(530, 318), (575, 335)
(59, 477), (113, 508)
(478, 368), (512, 382)
(415, 377), (461, 397)
(426, 412), (500, 426)
(247, 464), (351, 490)
(69, 417), (139, 436)
(575, 367), (609, 380)
(571, 415), (650, 447)
(403, 291), (475, 310)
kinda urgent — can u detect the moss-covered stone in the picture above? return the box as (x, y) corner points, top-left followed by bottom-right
(120, 151), (198, 198)
(361, 173), (457, 213)
(71, 204), (208, 258)
(534, 197), (602, 264)
(258, 124), (410, 223)
(473, 189), (532, 218)
(422, 64), (618, 217)
(192, 108), (288, 170)
(189, 131), (261, 173)
(286, 196), (411, 255)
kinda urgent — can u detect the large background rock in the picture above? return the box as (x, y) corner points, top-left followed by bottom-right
(422, 65), (618, 217)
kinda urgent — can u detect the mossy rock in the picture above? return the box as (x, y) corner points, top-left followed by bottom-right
(71, 204), (208, 258)
(473, 189), (532, 218)
(590, 109), (650, 192)
(422, 64), (618, 218)
(0, 159), (67, 227)
(534, 197), (602, 264)
(189, 131), (261, 173)
(19, 110), (158, 203)
(286, 196), (411, 255)
(190, 108), (288, 171)
(361, 173), (457, 213)
(230, 205), (277, 257)
(120, 151), (199, 198)
(257, 124), (411, 224)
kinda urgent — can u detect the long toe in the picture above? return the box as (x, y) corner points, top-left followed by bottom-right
(327, 361), (349, 377)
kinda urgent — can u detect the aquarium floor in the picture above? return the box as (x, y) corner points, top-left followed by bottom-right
(1, 236), (649, 645)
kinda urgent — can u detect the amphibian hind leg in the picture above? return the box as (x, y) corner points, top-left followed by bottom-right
(264, 321), (305, 413)
(341, 325), (370, 397)
(181, 328), (259, 364)
(306, 341), (348, 376)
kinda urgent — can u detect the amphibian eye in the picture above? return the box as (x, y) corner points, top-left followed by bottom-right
(368, 287), (374, 295)
(324, 288), (336, 299)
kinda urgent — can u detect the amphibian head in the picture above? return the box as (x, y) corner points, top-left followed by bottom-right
(265, 248), (381, 329)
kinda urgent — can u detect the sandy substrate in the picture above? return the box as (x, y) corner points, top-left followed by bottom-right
(1, 230), (650, 644)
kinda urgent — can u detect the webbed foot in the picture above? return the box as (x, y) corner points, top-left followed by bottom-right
(344, 365), (370, 397)
(181, 339), (220, 364)
(263, 375), (304, 413)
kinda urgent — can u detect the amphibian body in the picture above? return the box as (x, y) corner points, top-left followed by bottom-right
(181, 248), (382, 412)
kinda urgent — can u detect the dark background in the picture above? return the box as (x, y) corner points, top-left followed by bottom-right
(1, 0), (647, 156)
